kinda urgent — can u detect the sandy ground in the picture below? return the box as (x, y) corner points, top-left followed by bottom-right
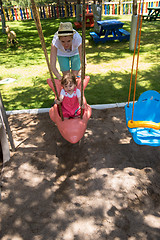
(1, 108), (160, 240)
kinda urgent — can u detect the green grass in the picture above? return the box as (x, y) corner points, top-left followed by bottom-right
(0, 15), (160, 111)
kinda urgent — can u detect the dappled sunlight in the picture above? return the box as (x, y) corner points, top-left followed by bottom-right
(63, 218), (96, 240)
(0, 64), (48, 83)
(144, 214), (160, 228)
(52, 174), (68, 192)
(119, 136), (131, 144)
(86, 55), (154, 74)
(85, 63), (160, 105)
(106, 168), (141, 192)
(113, 81), (123, 90)
(1, 110), (160, 239)
(19, 162), (44, 187)
(84, 129), (93, 138)
(0, 17), (160, 110)
(87, 41), (110, 50)
(2, 234), (23, 240)
(112, 116), (122, 122)
(1, 13), (160, 237)
(138, 79), (151, 88)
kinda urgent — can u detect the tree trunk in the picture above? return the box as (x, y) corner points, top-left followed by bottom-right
(129, 0), (139, 51)
(133, 0), (137, 15)
(92, 2), (102, 33)
(64, 0), (69, 17)
(57, 0), (61, 17)
(0, 0), (6, 34)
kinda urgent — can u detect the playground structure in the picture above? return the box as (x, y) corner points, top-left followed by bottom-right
(0, 0), (159, 146)
(5, 25), (18, 47)
(47, 77), (92, 144)
(125, 91), (160, 146)
(74, 12), (94, 29)
(125, 0), (160, 146)
(0, 93), (15, 164)
(30, 0), (91, 144)
(0, 1), (159, 22)
(89, 19), (130, 43)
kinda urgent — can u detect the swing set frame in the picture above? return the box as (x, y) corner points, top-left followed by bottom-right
(30, 0), (92, 144)
(125, 0), (160, 146)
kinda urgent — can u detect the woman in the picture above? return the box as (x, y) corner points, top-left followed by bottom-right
(50, 22), (82, 80)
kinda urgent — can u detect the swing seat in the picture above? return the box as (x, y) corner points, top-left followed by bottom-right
(125, 90), (160, 146)
(47, 76), (92, 144)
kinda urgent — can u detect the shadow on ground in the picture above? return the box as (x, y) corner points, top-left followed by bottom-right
(1, 108), (160, 240)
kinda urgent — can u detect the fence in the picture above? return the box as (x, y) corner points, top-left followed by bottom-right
(0, 1), (160, 22)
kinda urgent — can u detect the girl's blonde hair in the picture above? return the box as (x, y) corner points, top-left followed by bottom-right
(61, 72), (77, 86)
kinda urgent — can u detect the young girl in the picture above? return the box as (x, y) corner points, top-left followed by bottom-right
(50, 22), (82, 80)
(55, 73), (84, 119)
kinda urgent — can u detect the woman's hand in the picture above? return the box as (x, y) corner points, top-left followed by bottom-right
(57, 74), (62, 81)
(81, 104), (85, 109)
(55, 99), (61, 105)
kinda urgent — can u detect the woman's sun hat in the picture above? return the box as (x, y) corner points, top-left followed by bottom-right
(58, 22), (75, 37)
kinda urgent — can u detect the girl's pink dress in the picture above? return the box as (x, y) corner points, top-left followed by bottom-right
(61, 87), (81, 118)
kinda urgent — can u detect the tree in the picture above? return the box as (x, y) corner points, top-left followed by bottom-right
(133, 0), (137, 15)
(0, 0), (6, 33)
(2, 0), (30, 7)
(129, 0), (138, 51)
(1, 0), (53, 8)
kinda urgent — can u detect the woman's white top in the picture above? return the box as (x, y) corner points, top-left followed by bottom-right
(52, 30), (82, 57)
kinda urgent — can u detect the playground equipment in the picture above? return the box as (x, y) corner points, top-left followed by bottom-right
(0, 93), (15, 164)
(125, 0), (160, 146)
(47, 77), (92, 144)
(31, 0), (91, 144)
(5, 25), (18, 47)
(125, 90), (160, 146)
(74, 12), (94, 29)
(74, 4), (94, 29)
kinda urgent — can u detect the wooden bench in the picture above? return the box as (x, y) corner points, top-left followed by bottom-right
(74, 22), (82, 29)
(90, 28), (130, 43)
(119, 29), (130, 41)
(142, 14), (154, 21)
(74, 21), (94, 29)
(119, 29), (130, 36)
(89, 32), (100, 43)
(143, 7), (160, 21)
(74, 13), (94, 29)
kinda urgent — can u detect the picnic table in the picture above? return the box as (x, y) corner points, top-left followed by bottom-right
(90, 19), (130, 43)
(143, 7), (160, 21)
(74, 13), (94, 29)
